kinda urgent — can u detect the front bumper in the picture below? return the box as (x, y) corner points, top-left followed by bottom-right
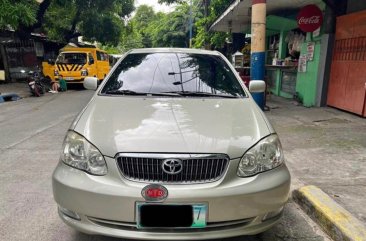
(58, 208), (283, 240)
(52, 157), (290, 239)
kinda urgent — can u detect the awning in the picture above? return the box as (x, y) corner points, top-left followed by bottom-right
(210, 0), (324, 33)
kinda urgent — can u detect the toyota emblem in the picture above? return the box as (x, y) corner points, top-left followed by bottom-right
(161, 159), (183, 174)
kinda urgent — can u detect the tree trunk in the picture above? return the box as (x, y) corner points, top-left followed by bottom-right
(65, 9), (82, 43)
(204, 0), (211, 50)
(17, 0), (52, 39)
(31, 0), (52, 30)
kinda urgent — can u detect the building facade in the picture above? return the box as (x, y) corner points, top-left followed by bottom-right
(210, 0), (366, 117)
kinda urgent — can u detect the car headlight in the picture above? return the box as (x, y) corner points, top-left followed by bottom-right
(54, 69), (59, 76)
(237, 134), (284, 177)
(61, 131), (107, 175)
(81, 69), (88, 76)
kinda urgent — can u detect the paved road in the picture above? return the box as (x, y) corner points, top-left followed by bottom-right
(0, 90), (330, 241)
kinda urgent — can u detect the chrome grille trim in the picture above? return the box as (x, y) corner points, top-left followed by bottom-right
(88, 216), (254, 231)
(115, 153), (230, 184)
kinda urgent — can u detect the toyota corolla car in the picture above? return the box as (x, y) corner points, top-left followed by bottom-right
(52, 48), (290, 240)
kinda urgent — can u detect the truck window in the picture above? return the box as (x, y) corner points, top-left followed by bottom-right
(56, 53), (87, 64)
(97, 51), (102, 61)
(88, 53), (94, 64)
(103, 53), (109, 61)
(97, 51), (108, 61)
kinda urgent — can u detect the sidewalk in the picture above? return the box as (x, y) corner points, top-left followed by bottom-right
(265, 96), (366, 224)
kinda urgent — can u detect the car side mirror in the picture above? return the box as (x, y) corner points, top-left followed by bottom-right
(48, 59), (55, 65)
(84, 77), (98, 90)
(89, 58), (94, 65)
(249, 80), (266, 93)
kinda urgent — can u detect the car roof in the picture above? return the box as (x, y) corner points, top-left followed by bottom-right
(129, 48), (221, 56)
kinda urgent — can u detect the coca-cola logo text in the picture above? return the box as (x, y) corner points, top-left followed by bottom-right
(298, 16), (321, 25)
(297, 5), (323, 32)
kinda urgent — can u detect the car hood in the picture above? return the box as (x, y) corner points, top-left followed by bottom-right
(74, 96), (272, 159)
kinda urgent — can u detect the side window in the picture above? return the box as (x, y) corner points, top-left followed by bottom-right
(88, 53), (94, 64)
(103, 53), (109, 62)
(96, 51), (102, 61)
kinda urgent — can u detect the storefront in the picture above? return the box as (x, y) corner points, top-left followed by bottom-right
(265, 16), (305, 100)
(0, 30), (62, 82)
(210, 0), (328, 107)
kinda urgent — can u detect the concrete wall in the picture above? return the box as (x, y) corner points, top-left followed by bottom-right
(295, 2), (326, 107)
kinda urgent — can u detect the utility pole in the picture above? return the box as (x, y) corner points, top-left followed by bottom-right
(189, 0), (193, 48)
(203, 0), (210, 49)
(250, 0), (266, 109)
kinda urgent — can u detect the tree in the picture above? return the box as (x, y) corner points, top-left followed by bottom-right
(133, 5), (156, 31)
(126, 4), (192, 48)
(193, 0), (230, 49)
(0, 0), (135, 45)
(22, 0), (52, 32)
(146, 3), (197, 48)
(0, 0), (38, 29)
(120, 22), (144, 51)
(158, 0), (184, 4)
(43, 0), (134, 45)
(131, 5), (157, 47)
(152, 0), (230, 49)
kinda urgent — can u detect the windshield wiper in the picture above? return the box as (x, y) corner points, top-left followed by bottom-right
(105, 90), (145, 95)
(104, 90), (181, 96)
(162, 91), (240, 98)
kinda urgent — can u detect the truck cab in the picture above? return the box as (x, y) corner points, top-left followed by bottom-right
(54, 47), (110, 83)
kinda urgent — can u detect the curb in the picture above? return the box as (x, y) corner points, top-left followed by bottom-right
(293, 185), (366, 241)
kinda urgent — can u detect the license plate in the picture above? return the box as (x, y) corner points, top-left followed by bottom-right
(65, 77), (74, 81)
(136, 203), (207, 229)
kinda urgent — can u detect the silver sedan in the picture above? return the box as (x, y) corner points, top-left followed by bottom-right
(52, 48), (290, 240)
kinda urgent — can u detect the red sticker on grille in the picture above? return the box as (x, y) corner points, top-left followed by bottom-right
(141, 184), (168, 202)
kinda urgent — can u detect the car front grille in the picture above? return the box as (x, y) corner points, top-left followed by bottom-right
(116, 153), (229, 184)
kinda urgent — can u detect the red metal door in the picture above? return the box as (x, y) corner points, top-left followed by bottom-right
(345, 62), (366, 115)
(327, 11), (366, 117)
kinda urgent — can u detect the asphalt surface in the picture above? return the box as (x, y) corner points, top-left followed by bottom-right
(0, 89), (331, 241)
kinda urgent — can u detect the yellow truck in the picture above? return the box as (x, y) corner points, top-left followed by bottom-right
(45, 46), (110, 84)
(42, 61), (56, 82)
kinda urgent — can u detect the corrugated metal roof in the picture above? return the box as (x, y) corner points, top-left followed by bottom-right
(210, 0), (324, 33)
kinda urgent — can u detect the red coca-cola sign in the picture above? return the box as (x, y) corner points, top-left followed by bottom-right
(297, 5), (323, 32)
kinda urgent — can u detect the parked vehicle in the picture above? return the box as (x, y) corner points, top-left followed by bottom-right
(52, 48), (290, 240)
(27, 69), (46, 97)
(109, 54), (123, 67)
(53, 46), (110, 84)
(42, 60), (56, 82)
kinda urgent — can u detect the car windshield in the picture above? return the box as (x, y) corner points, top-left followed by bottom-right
(56, 52), (87, 64)
(101, 52), (246, 98)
